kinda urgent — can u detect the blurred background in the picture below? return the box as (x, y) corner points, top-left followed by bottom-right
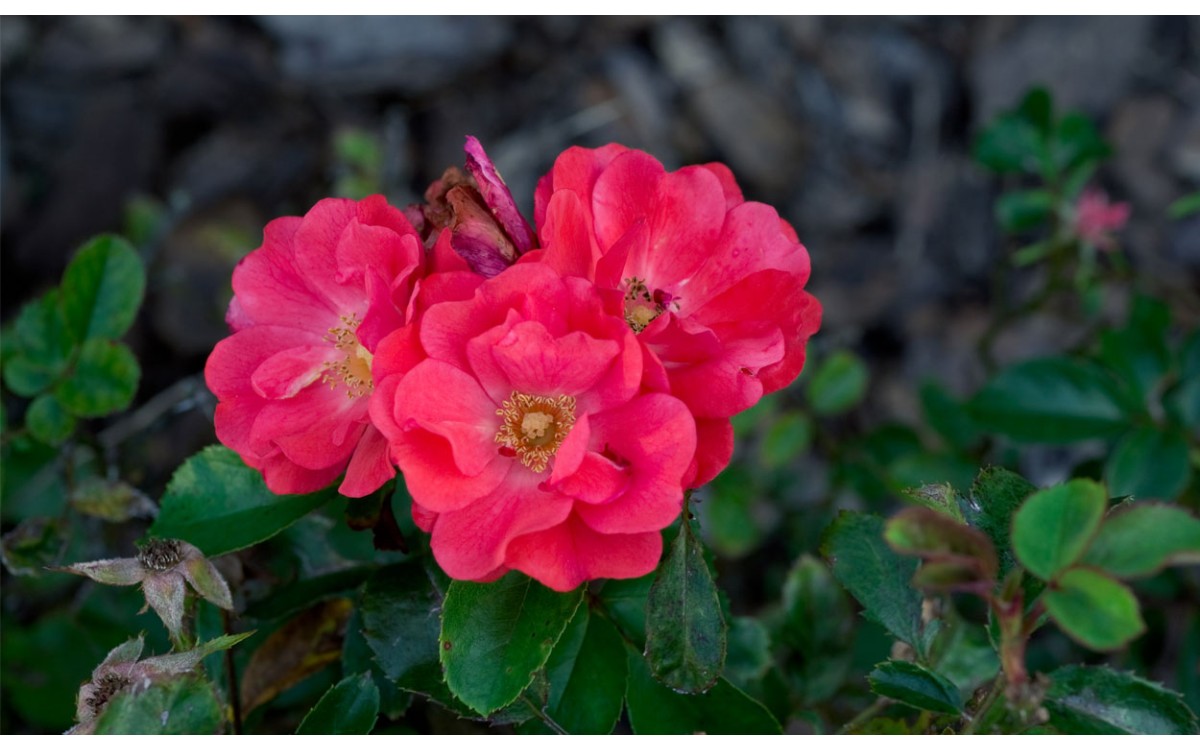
(2, 16), (1199, 733)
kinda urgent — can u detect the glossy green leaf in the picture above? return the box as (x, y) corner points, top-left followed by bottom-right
(151, 446), (333, 556)
(54, 339), (140, 418)
(867, 660), (963, 714)
(1044, 567), (1145, 651)
(595, 573), (653, 646)
(806, 350), (869, 416)
(1018, 87), (1054, 136)
(360, 562), (466, 712)
(932, 622), (1000, 694)
(996, 189), (1055, 232)
(645, 518), (727, 693)
(1099, 296), (1170, 403)
(900, 483), (965, 523)
(969, 358), (1132, 443)
(760, 412), (813, 468)
(1012, 479), (1107, 581)
(963, 467), (1036, 575)
(440, 572), (583, 715)
(26, 394), (75, 446)
(1045, 665), (1199, 734)
(2, 292), (74, 396)
(1104, 427), (1191, 501)
(246, 567), (373, 621)
(625, 648), (781, 734)
(821, 513), (925, 656)
(541, 606), (627, 734)
(725, 616), (771, 686)
(1083, 503), (1200, 578)
(60, 234), (145, 343)
(296, 672), (379, 734)
(1, 516), (65, 576)
(94, 675), (222, 734)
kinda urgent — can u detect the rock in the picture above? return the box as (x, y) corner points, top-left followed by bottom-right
(970, 17), (1151, 123)
(255, 16), (514, 95)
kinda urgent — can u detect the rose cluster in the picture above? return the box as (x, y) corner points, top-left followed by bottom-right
(206, 138), (820, 591)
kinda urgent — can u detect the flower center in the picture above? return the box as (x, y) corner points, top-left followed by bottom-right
(137, 538), (183, 571)
(86, 673), (133, 713)
(622, 277), (678, 333)
(323, 314), (374, 399)
(494, 391), (577, 473)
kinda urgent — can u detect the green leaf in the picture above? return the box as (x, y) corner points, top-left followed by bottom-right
(296, 672), (379, 734)
(360, 562), (466, 711)
(2, 291), (74, 396)
(59, 234), (145, 342)
(704, 465), (763, 557)
(974, 112), (1043, 174)
(1104, 427), (1191, 500)
(821, 513), (925, 656)
(440, 572), (583, 715)
(1052, 113), (1111, 173)
(1012, 479), (1107, 581)
(760, 411), (812, 468)
(1044, 567), (1145, 651)
(541, 606), (627, 734)
(1168, 191), (1200, 220)
(724, 616), (771, 686)
(1012, 240), (1054, 267)
(780, 554), (854, 703)
(645, 517), (727, 693)
(1045, 665), (1199, 734)
(625, 648), (782, 734)
(806, 350), (869, 416)
(1083, 503), (1200, 578)
(969, 358), (1132, 443)
(918, 381), (980, 453)
(932, 622), (1000, 695)
(900, 483), (965, 523)
(94, 675), (223, 734)
(1018, 87), (1054, 136)
(1, 516), (65, 576)
(867, 660), (964, 714)
(595, 573), (654, 646)
(26, 394), (76, 445)
(246, 567), (373, 621)
(151, 446), (333, 556)
(963, 467), (1036, 575)
(54, 339), (140, 418)
(996, 189), (1055, 232)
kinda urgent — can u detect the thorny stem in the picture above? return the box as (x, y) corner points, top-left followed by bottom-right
(835, 698), (889, 735)
(521, 694), (567, 735)
(222, 609), (243, 735)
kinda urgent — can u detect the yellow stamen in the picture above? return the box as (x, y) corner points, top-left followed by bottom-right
(494, 391), (577, 472)
(322, 314), (374, 399)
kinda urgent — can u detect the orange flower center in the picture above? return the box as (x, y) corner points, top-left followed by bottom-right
(622, 277), (679, 333)
(323, 314), (373, 399)
(494, 391), (577, 473)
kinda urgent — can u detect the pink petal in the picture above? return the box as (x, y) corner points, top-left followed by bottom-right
(429, 471), (573, 581)
(533, 144), (630, 228)
(338, 426), (395, 498)
(489, 321), (620, 398)
(540, 190), (600, 280)
(687, 417), (734, 487)
(591, 149), (664, 252)
(393, 360), (500, 477)
(506, 515), (663, 592)
(250, 344), (329, 400)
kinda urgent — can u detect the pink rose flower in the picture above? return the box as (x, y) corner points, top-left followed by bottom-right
(1073, 188), (1130, 251)
(529, 146), (822, 485)
(370, 263), (696, 591)
(205, 196), (425, 497)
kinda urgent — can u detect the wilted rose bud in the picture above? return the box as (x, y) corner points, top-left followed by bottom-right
(68, 632), (251, 734)
(413, 136), (536, 277)
(58, 539), (233, 647)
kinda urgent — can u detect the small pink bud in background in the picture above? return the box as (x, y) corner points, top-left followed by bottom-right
(1073, 188), (1130, 251)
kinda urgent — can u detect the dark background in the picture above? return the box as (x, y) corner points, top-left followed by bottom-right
(1, 16), (1199, 732)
